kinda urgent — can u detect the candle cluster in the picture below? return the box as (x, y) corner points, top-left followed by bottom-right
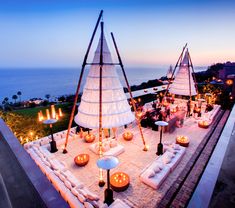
(176, 136), (189, 143)
(38, 105), (63, 122)
(74, 154), (89, 166)
(77, 154), (87, 161)
(113, 173), (127, 184)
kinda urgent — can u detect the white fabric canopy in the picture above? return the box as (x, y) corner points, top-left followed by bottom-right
(74, 34), (135, 129)
(169, 49), (197, 96)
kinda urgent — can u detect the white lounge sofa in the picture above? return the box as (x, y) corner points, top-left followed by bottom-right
(140, 143), (186, 189)
(26, 138), (100, 208)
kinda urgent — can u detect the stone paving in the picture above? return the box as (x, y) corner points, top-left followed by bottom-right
(54, 116), (211, 207)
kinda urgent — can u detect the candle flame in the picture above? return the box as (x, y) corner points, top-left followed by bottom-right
(46, 109), (50, 120)
(58, 108), (63, 117)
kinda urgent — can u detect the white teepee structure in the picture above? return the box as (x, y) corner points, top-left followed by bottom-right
(74, 34), (135, 129)
(167, 65), (173, 79)
(169, 49), (197, 96)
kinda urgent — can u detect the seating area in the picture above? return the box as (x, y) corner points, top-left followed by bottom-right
(139, 143), (186, 189)
(25, 131), (100, 208)
(22, 99), (216, 207)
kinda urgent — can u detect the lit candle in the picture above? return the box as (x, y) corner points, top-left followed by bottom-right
(38, 112), (42, 122)
(46, 109), (50, 120)
(58, 108), (63, 117)
(51, 105), (56, 119)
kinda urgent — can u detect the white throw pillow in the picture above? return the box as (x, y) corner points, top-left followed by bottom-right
(83, 188), (99, 201)
(64, 180), (72, 190)
(102, 143), (110, 152)
(84, 202), (94, 208)
(109, 140), (118, 148)
(146, 169), (155, 178)
(58, 173), (66, 182)
(153, 165), (161, 173)
(77, 193), (86, 203)
(157, 162), (164, 170)
(71, 187), (79, 197)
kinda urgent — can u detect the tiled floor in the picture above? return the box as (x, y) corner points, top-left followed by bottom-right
(54, 117), (210, 207)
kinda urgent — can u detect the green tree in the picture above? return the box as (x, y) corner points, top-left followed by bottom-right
(17, 91), (22, 102)
(12, 95), (18, 104)
(45, 94), (50, 101)
(4, 97), (9, 103)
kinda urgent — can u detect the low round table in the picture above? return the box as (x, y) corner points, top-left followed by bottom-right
(110, 172), (130, 192)
(176, 136), (190, 147)
(122, 132), (133, 141)
(74, 154), (89, 166)
(198, 120), (210, 129)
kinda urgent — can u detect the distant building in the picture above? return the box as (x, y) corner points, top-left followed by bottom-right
(219, 62), (235, 97)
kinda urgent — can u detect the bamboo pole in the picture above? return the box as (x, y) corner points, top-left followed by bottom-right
(63, 10), (103, 153)
(111, 32), (148, 151)
(98, 21), (105, 187)
(188, 52), (198, 94)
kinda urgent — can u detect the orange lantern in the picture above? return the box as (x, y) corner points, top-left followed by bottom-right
(122, 132), (133, 141)
(226, 79), (233, 86)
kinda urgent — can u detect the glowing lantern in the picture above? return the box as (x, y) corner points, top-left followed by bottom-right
(58, 108), (63, 117)
(122, 131), (133, 141)
(51, 105), (56, 119)
(110, 172), (130, 192)
(74, 154), (89, 166)
(198, 120), (210, 129)
(84, 134), (96, 143)
(176, 136), (189, 147)
(46, 109), (50, 120)
(226, 79), (233, 86)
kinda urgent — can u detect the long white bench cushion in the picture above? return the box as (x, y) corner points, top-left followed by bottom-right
(140, 160), (171, 189)
(89, 139), (125, 156)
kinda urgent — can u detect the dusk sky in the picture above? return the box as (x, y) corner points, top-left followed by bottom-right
(0, 0), (234, 68)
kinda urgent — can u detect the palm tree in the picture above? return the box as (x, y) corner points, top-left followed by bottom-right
(12, 95), (18, 104)
(4, 97), (9, 103)
(17, 91), (22, 102)
(45, 94), (50, 101)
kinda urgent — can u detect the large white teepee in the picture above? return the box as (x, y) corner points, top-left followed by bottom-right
(169, 49), (197, 96)
(74, 34), (135, 129)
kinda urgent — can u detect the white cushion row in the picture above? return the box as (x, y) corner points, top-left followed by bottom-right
(26, 144), (99, 208)
(139, 143), (186, 189)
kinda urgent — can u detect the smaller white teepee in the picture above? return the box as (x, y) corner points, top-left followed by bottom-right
(167, 65), (173, 79)
(169, 49), (197, 96)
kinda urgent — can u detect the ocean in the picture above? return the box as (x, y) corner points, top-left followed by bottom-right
(0, 66), (206, 102)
